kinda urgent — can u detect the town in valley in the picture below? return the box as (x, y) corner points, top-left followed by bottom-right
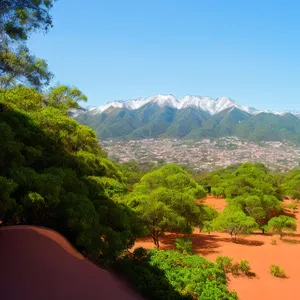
(102, 137), (300, 172)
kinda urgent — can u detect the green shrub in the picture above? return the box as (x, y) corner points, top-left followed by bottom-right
(216, 256), (253, 277)
(216, 256), (233, 273)
(231, 263), (241, 276)
(270, 265), (286, 278)
(114, 255), (189, 299)
(116, 249), (237, 299)
(239, 260), (251, 275)
(133, 247), (149, 261)
(175, 236), (193, 254)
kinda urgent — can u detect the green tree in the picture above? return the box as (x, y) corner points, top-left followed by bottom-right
(205, 163), (282, 199)
(282, 169), (300, 199)
(213, 207), (257, 242)
(266, 215), (296, 239)
(228, 195), (281, 233)
(46, 85), (88, 111)
(0, 86), (141, 261)
(136, 199), (187, 249)
(0, 0), (55, 88)
(125, 164), (207, 248)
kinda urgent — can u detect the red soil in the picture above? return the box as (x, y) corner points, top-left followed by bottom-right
(196, 194), (228, 212)
(0, 226), (143, 300)
(135, 197), (300, 300)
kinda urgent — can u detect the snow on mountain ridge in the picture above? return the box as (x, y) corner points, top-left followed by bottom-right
(86, 94), (255, 116)
(83, 94), (299, 117)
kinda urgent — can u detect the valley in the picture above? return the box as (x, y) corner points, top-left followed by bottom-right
(103, 137), (300, 172)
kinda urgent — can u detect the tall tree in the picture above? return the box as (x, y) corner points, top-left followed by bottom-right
(0, 0), (55, 88)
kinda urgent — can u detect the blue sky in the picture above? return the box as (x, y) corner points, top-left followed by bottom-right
(28, 0), (300, 110)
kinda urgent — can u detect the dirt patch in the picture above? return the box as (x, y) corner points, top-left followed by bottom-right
(196, 195), (228, 212)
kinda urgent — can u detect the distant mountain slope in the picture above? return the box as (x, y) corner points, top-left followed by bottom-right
(74, 95), (300, 143)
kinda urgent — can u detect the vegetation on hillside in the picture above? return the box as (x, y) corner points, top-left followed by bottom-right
(75, 103), (300, 143)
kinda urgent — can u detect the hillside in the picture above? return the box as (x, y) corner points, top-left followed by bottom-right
(74, 95), (300, 143)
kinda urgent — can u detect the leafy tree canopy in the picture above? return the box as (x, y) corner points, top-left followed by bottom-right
(212, 207), (257, 242)
(266, 215), (297, 239)
(0, 86), (140, 260)
(228, 194), (282, 231)
(123, 164), (207, 248)
(282, 168), (300, 199)
(0, 0), (56, 88)
(199, 162), (282, 199)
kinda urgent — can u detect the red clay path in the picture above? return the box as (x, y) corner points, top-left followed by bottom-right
(0, 226), (143, 300)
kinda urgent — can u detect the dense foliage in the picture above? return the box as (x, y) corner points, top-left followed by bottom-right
(122, 164), (207, 248)
(116, 248), (237, 300)
(175, 237), (193, 255)
(282, 169), (300, 199)
(0, 0), (55, 88)
(201, 162), (282, 199)
(0, 86), (142, 259)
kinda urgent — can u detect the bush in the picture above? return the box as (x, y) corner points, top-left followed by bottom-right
(216, 256), (233, 273)
(216, 256), (253, 277)
(239, 260), (251, 275)
(175, 236), (193, 255)
(133, 247), (149, 261)
(231, 263), (241, 276)
(270, 265), (286, 278)
(149, 250), (237, 299)
(116, 250), (237, 299)
(114, 255), (189, 299)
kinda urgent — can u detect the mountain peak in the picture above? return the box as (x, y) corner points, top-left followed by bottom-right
(84, 94), (256, 116)
(80, 94), (299, 118)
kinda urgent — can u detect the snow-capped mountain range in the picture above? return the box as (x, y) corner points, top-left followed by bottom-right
(77, 94), (299, 117)
(73, 94), (300, 142)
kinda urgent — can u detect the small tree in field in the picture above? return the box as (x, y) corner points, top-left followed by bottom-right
(213, 208), (257, 242)
(267, 215), (296, 239)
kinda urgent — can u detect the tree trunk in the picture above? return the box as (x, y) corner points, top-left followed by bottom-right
(152, 230), (160, 249)
(280, 232), (283, 240)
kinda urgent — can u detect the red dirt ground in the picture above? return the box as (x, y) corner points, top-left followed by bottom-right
(0, 226), (143, 300)
(135, 196), (300, 300)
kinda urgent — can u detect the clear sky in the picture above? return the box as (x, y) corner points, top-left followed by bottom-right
(28, 0), (300, 111)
